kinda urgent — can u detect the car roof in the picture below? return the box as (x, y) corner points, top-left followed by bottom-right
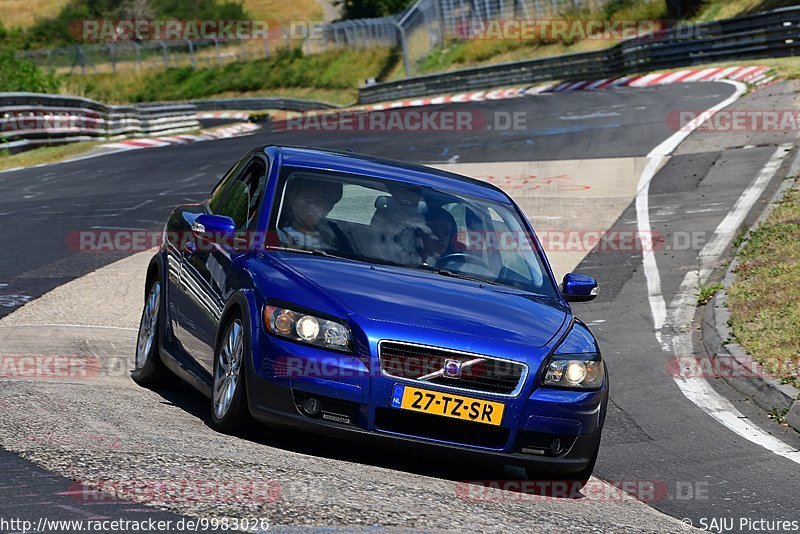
(259, 145), (512, 204)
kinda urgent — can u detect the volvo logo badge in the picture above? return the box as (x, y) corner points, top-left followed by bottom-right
(443, 359), (462, 379)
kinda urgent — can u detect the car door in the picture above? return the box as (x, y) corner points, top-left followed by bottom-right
(174, 155), (269, 373)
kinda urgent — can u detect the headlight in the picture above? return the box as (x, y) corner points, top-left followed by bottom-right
(264, 304), (352, 352)
(542, 354), (604, 389)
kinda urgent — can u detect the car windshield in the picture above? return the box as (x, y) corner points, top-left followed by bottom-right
(270, 166), (558, 297)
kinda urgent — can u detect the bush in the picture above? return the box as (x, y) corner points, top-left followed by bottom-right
(0, 51), (60, 92)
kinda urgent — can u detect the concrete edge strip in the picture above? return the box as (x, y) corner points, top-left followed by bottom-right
(701, 173), (800, 432)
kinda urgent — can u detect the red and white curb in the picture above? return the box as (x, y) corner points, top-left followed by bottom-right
(101, 122), (259, 151)
(545, 65), (777, 93)
(196, 111), (251, 120)
(358, 87), (529, 111)
(357, 65), (778, 112)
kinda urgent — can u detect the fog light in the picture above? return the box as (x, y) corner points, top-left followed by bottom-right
(302, 397), (322, 416)
(550, 437), (564, 455)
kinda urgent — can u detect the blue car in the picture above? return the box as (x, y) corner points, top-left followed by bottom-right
(133, 146), (607, 484)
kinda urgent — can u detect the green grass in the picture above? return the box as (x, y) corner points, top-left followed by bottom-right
(698, 283), (723, 305)
(692, 0), (798, 22)
(727, 179), (800, 389)
(0, 141), (104, 171)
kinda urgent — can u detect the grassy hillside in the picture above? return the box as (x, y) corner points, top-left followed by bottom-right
(243, 0), (323, 24)
(2, 0), (322, 30)
(64, 47), (396, 104)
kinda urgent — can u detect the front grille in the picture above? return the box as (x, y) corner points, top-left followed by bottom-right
(378, 341), (526, 395)
(375, 408), (510, 449)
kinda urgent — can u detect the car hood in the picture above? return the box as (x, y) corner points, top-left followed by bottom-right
(273, 253), (568, 348)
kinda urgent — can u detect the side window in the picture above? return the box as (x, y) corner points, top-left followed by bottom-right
(488, 207), (530, 280)
(209, 157), (268, 231)
(326, 183), (384, 225)
(208, 159), (247, 213)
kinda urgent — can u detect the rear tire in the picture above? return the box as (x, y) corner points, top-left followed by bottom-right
(132, 276), (176, 388)
(210, 312), (254, 434)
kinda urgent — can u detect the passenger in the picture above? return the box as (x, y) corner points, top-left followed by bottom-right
(369, 183), (426, 266)
(278, 178), (343, 250)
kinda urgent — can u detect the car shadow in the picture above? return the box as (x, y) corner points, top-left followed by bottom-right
(149, 379), (590, 501)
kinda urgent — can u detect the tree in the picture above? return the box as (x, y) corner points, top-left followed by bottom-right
(336, 0), (415, 20)
(666, 0), (703, 19)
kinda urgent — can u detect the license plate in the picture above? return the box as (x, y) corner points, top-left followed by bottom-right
(390, 384), (505, 426)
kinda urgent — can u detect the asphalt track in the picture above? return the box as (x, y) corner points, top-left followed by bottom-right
(1, 80), (799, 532)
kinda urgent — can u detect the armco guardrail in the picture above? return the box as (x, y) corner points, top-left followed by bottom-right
(358, 6), (800, 103)
(0, 93), (199, 153)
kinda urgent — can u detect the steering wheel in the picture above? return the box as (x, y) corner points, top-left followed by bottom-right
(437, 253), (494, 276)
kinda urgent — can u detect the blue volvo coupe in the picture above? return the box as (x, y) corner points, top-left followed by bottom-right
(133, 146), (607, 484)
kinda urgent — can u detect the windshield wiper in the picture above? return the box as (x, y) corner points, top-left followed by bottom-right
(423, 265), (502, 286)
(309, 248), (356, 261)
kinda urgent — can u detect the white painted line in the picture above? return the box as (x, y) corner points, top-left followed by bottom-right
(635, 80), (747, 338)
(636, 78), (800, 464)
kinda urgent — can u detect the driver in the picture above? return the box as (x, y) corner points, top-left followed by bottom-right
(278, 177), (343, 250)
(420, 208), (458, 268)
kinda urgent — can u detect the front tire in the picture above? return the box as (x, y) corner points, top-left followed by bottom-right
(210, 312), (253, 434)
(132, 277), (176, 388)
(525, 438), (600, 492)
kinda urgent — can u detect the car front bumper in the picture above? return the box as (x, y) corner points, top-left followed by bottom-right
(246, 336), (607, 474)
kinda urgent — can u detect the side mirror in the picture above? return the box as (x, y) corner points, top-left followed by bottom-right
(191, 214), (236, 241)
(562, 273), (598, 302)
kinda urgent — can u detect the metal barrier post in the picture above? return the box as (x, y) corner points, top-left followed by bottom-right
(186, 39), (196, 68)
(106, 43), (116, 73)
(393, 21), (411, 77)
